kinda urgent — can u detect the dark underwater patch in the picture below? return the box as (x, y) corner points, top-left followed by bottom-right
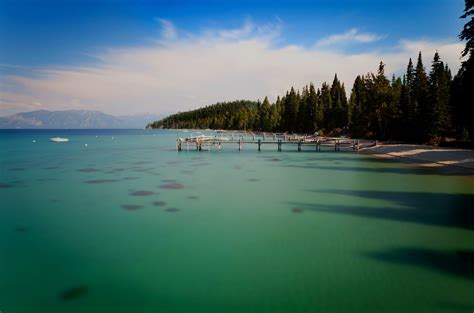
(291, 207), (304, 213)
(123, 177), (139, 180)
(129, 190), (155, 196)
(191, 162), (210, 167)
(187, 195), (199, 199)
(248, 178), (260, 182)
(121, 204), (143, 210)
(59, 286), (88, 301)
(0, 183), (13, 189)
(15, 226), (29, 232)
(8, 167), (25, 171)
(9, 180), (24, 184)
(78, 168), (100, 173)
(132, 161), (153, 165)
(43, 166), (60, 170)
(84, 179), (118, 184)
(160, 182), (184, 189)
(165, 207), (180, 213)
(152, 201), (166, 207)
(132, 167), (155, 172)
(37, 178), (57, 182)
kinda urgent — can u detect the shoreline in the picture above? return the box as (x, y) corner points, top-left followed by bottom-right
(360, 143), (474, 175)
(165, 128), (474, 174)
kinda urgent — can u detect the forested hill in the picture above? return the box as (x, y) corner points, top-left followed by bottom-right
(148, 100), (260, 131)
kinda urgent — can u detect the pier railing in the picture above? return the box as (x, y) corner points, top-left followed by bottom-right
(175, 131), (376, 152)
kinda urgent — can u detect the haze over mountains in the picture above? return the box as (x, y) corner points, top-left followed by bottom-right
(0, 110), (163, 129)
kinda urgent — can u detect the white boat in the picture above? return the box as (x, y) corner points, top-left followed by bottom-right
(49, 137), (69, 142)
(185, 135), (214, 142)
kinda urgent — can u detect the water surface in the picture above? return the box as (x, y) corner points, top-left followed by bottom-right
(1, 129), (473, 313)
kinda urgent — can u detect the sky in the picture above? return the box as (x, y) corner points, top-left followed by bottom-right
(0, 0), (468, 116)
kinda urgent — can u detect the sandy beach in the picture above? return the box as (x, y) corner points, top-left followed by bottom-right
(361, 143), (474, 174)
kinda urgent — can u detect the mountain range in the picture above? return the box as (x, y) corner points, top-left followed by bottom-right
(0, 110), (164, 129)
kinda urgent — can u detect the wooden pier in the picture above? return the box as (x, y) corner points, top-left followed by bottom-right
(176, 132), (375, 152)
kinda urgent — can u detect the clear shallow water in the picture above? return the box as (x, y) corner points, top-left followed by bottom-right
(0, 129), (473, 313)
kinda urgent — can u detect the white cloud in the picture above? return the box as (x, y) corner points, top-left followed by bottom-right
(315, 28), (384, 47)
(0, 21), (464, 116)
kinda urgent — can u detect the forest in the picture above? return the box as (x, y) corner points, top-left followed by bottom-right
(148, 1), (474, 146)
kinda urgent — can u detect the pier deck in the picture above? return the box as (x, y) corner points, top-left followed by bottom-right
(176, 135), (376, 152)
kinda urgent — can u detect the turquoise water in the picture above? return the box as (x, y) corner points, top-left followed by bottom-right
(1, 129), (473, 313)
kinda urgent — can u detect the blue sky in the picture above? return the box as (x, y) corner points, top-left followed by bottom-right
(0, 0), (467, 115)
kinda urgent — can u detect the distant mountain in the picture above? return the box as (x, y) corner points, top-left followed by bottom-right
(0, 110), (164, 129)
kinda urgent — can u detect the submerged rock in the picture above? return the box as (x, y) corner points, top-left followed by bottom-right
(59, 286), (88, 301)
(77, 168), (100, 173)
(159, 182), (184, 189)
(152, 201), (166, 207)
(129, 190), (155, 196)
(121, 204), (143, 210)
(0, 182), (13, 189)
(84, 179), (118, 184)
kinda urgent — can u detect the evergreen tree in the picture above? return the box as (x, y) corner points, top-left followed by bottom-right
(413, 52), (430, 141)
(320, 82), (332, 131)
(453, 0), (474, 143)
(315, 88), (324, 132)
(329, 74), (348, 129)
(297, 85), (310, 133)
(307, 83), (319, 132)
(261, 96), (272, 131)
(428, 52), (451, 141)
(283, 87), (299, 133)
(371, 61), (394, 138)
(349, 75), (369, 137)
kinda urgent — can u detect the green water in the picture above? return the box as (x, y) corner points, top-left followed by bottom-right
(1, 129), (473, 313)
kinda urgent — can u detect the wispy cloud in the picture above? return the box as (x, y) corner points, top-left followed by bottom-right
(156, 18), (177, 40)
(0, 20), (464, 116)
(315, 28), (384, 47)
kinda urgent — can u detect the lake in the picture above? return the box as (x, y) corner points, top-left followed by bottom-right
(1, 129), (473, 313)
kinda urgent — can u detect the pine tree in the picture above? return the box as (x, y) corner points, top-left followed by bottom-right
(413, 52), (430, 141)
(371, 61), (393, 138)
(315, 88), (324, 132)
(453, 0), (474, 144)
(329, 74), (348, 129)
(297, 85), (310, 133)
(320, 83), (332, 131)
(349, 75), (368, 137)
(283, 87), (299, 133)
(428, 52), (451, 141)
(261, 96), (272, 131)
(307, 83), (319, 132)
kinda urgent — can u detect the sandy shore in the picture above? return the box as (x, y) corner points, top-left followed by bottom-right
(361, 143), (474, 174)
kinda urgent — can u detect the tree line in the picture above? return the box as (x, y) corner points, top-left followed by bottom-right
(148, 1), (474, 145)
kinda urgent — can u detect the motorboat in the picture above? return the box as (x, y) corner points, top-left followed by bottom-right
(49, 137), (69, 142)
